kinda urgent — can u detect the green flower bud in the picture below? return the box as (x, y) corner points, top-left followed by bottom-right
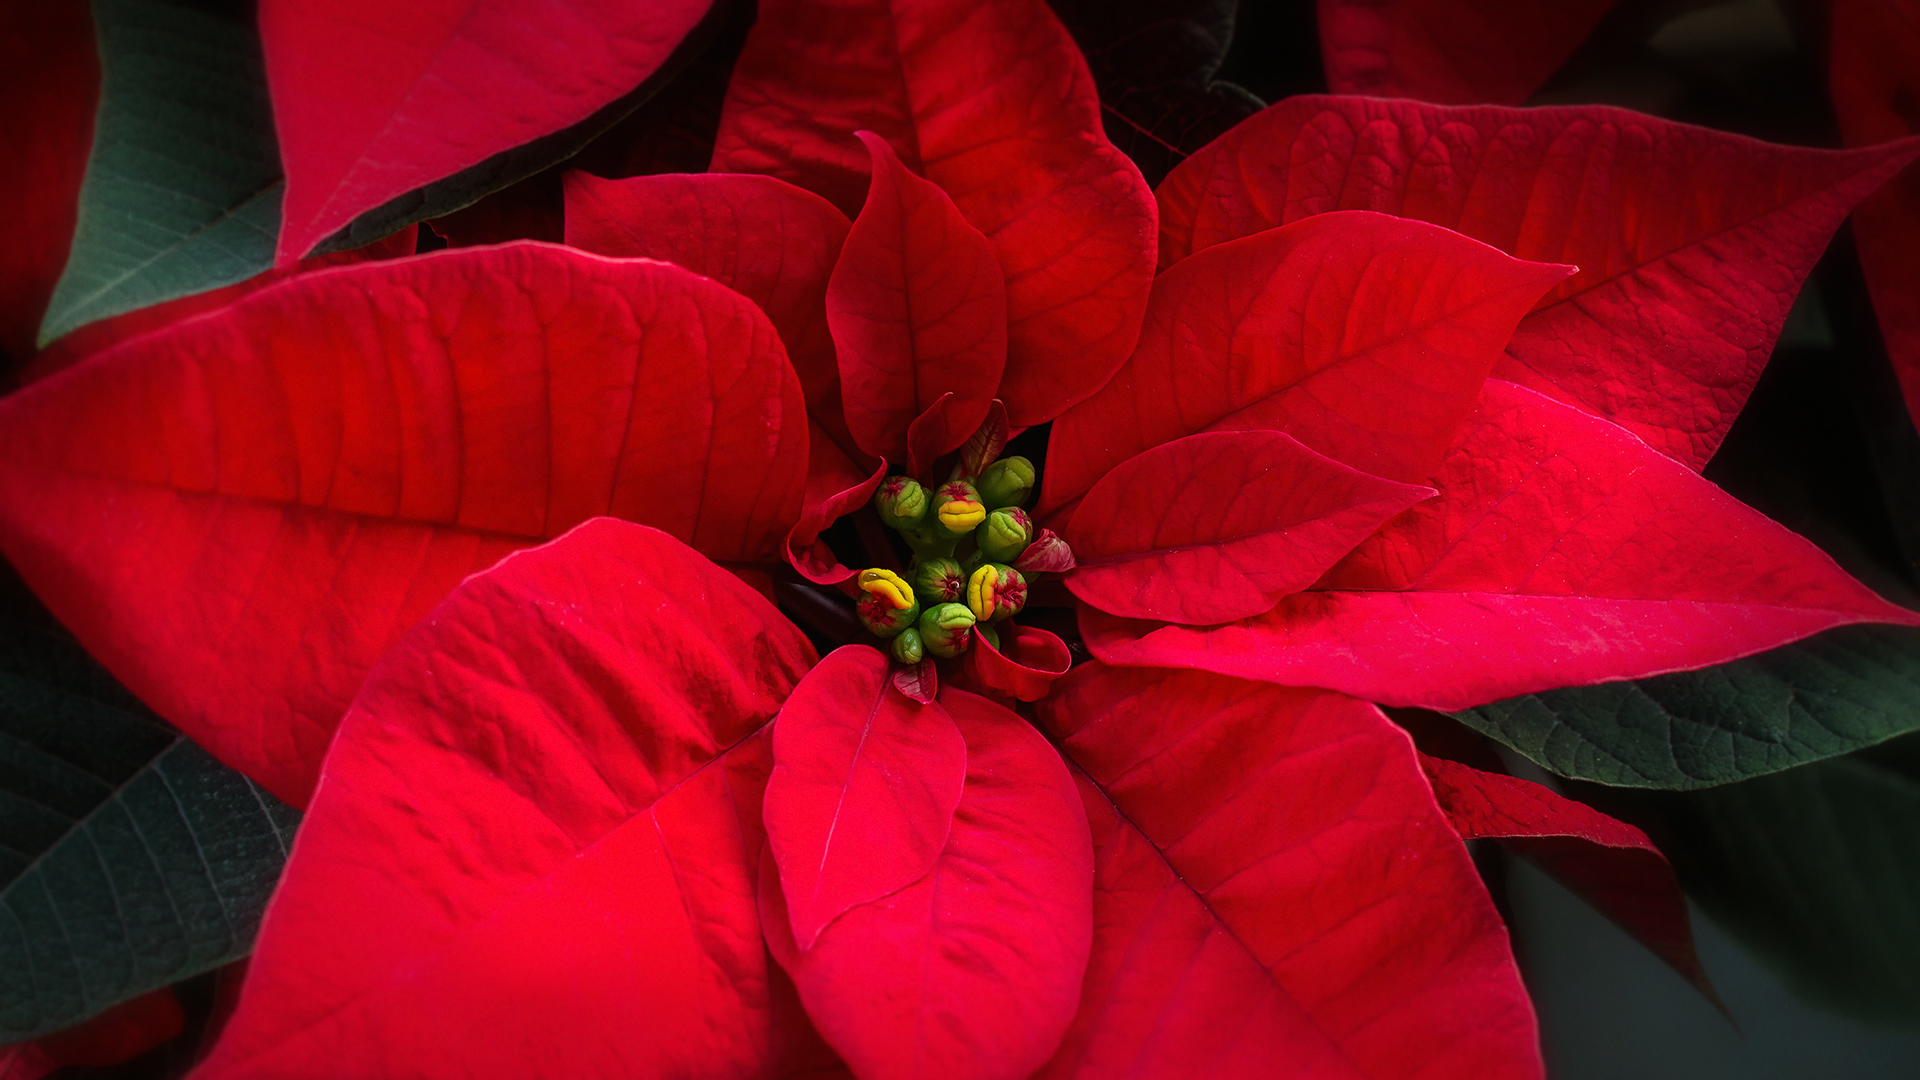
(917, 602), (976, 659)
(873, 476), (929, 530)
(891, 627), (925, 665)
(912, 557), (966, 606)
(855, 568), (920, 638)
(975, 506), (1034, 564)
(976, 455), (1035, 509)
(966, 563), (1027, 623)
(929, 480), (987, 540)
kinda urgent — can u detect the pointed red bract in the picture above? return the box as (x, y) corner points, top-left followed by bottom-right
(0, 0), (96, 360)
(1156, 97), (1920, 468)
(195, 521), (824, 1079)
(1832, 1), (1920, 429)
(829, 134), (1006, 465)
(763, 689), (1093, 1080)
(1037, 664), (1541, 1079)
(1085, 380), (1920, 710)
(1064, 430), (1435, 624)
(787, 452), (888, 585)
(1043, 211), (1569, 518)
(1418, 753), (1716, 1003)
(0, 244), (807, 804)
(893, 660), (939, 704)
(713, 0), (1157, 426)
(259, 0), (714, 263)
(1317, 0), (1617, 106)
(962, 625), (1073, 703)
(766, 646), (967, 951)
(955, 399), (1011, 481)
(562, 170), (855, 456)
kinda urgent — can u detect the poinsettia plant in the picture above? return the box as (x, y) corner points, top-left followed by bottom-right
(4, 0), (1920, 1077)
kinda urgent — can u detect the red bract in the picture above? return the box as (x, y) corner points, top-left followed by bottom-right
(1085, 378), (1920, 709)
(713, 0), (1157, 426)
(259, 0), (715, 263)
(195, 522), (830, 1078)
(1831, 0), (1920, 428)
(1317, 0), (1618, 106)
(0, 243), (808, 803)
(1418, 752), (1716, 1002)
(1036, 664), (1541, 1078)
(1154, 96), (1920, 468)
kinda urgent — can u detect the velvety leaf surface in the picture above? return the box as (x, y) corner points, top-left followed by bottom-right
(1453, 624), (1920, 789)
(0, 244), (807, 805)
(39, 0), (280, 347)
(1317, 0), (1617, 106)
(1037, 663), (1541, 1079)
(562, 170), (854, 457)
(828, 134), (1006, 465)
(0, 610), (296, 1044)
(260, 0), (714, 264)
(1831, 0), (1920, 430)
(713, 0), (1157, 426)
(763, 689), (1093, 1080)
(765, 646), (966, 951)
(0, 1), (96, 363)
(195, 521), (824, 1079)
(1620, 741), (1920, 1025)
(1155, 96), (1920, 468)
(1048, 0), (1264, 187)
(1417, 754), (1713, 1003)
(1084, 380), (1920, 711)
(1042, 211), (1569, 518)
(1064, 430), (1434, 624)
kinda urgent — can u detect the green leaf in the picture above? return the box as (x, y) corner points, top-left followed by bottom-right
(1613, 740), (1920, 1026)
(1451, 625), (1920, 789)
(0, 609), (297, 1043)
(38, 0), (281, 347)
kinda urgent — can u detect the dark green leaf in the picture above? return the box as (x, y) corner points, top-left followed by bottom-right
(1452, 625), (1920, 789)
(0, 609), (297, 1043)
(38, 0), (281, 347)
(1609, 740), (1920, 1026)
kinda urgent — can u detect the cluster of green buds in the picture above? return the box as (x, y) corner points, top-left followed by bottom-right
(858, 450), (1056, 663)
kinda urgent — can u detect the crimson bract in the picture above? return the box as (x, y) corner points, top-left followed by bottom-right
(0, 0), (1915, 1077)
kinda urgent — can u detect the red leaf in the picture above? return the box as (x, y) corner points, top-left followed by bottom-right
(763, 689), (1093, 1080)
(1013, 529), (1077, 574)
(1418, 753), (1718, 1006)
(713, 0), (1156, 426)
(787, 450), (888, 585)
(1063, 430), (1434, 624)
(195, 521), (826, 1079)
(1084, 380), (1920, 710)
(955, 399), (1010, 480)
(1832, 1), (1920, 429)
(562, 170), (856, 458)
(829, 133), (1007, 465)
(1317, 0), (1617, 106)
(0, 243), (807, 804)
(1035, 664), (1541, 1079)
(259, 0), (714, 263)
(962, 624), (1073, 702)
(23, 227), (421, 384)
(892, 659), (940, 703)
(0, 0), (96, 361)
(34, 988), (184, 1069)
(1156, 96), (1920, 468)
(1042, 211), (1569, 518)
(906, 391), (966, 482)
(0, 1045), (52, 1080)
(766, 646), (967, 950)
